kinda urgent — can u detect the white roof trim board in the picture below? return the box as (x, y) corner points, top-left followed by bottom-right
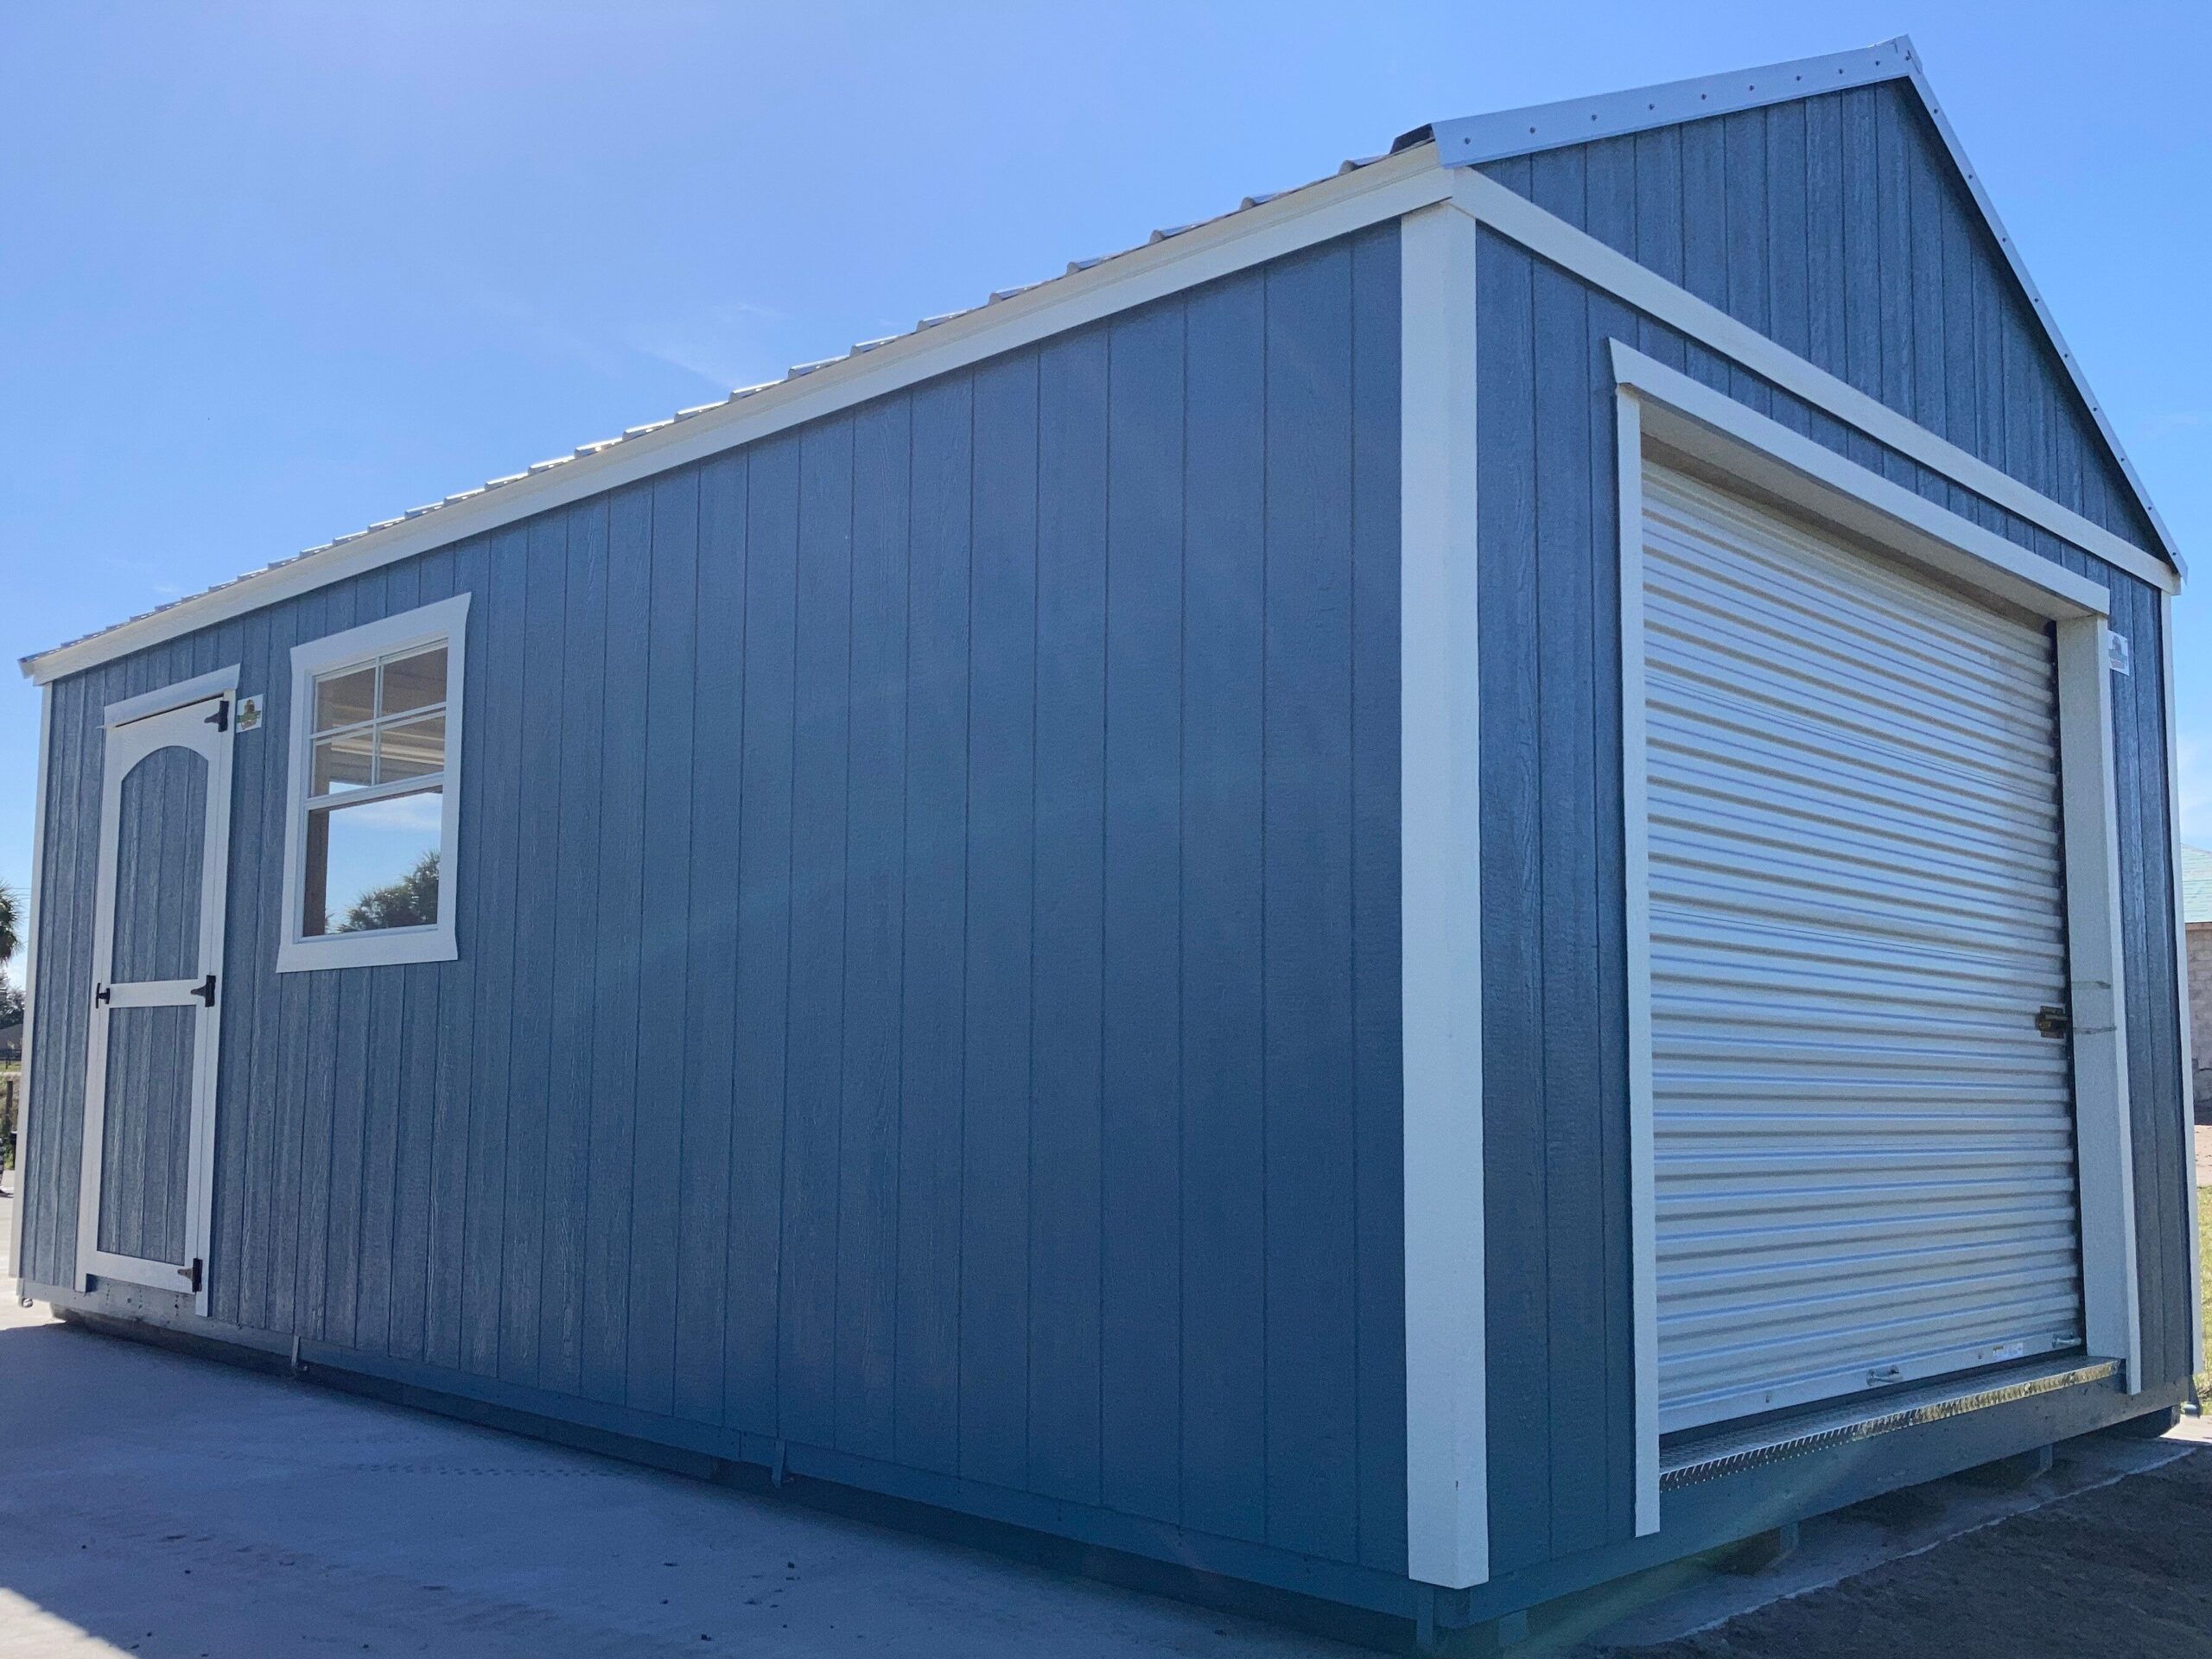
(1408, 35), (2185, 578)
(22, 36), (2178, 683)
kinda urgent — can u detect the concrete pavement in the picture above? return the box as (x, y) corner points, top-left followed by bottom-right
(0, 1298), (1364, 1657)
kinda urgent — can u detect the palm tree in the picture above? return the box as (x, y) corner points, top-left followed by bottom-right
(0, 880), (17, 974)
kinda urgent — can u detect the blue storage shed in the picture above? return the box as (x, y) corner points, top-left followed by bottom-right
(10, 36), (2197, 1647)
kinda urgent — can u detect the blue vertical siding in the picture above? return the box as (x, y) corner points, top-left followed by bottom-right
(1480, 80), (2164, 555)
(18, 226), (1407, 1594)
(1472, 100), (2189, 1570)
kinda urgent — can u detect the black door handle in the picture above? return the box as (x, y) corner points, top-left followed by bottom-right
(94, 982), (110, 1007)
(193, 973), (218, 1007)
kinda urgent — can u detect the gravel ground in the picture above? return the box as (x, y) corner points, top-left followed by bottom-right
(1580, 1439), (2212, 1658)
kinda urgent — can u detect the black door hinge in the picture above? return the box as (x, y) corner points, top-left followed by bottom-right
(2035, 1004), (2071, 1039)
(180, 1257), (203, 1294)
(94, 982), (110, 1007)
(206, 699), (230, 733)
(192, 973), (218, 1008)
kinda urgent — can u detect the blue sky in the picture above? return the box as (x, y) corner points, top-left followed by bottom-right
(3, 2), (2209, 984)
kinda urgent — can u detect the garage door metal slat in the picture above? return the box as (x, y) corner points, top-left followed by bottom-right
(1652, 808), (2060, 912)
(1656, 1000), (2071, 1049)
(1642, 462), (2085, 1438)
(1653, 926), (2065, 995)
(1663, 871), (2070, 960)
(1652, 918), (2065, 992)
(1646, 710), (2060, 840)
(1642, 523), (2058, 702)
(1652, 890), (2066, 970)
(1641, 543), (2056, 706)
(1645, 476), (2057, 679)
(1643, 576), (2058, 745)
(1644, 638), (2060, 785)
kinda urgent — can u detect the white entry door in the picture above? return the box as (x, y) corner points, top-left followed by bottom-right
(1639, 464), (2087, 1435)
(76, 685), (236, 1311)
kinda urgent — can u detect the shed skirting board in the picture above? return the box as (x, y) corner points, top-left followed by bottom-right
(1611, 346), (2146, 1531)
(1398, 200), (1488, 1590)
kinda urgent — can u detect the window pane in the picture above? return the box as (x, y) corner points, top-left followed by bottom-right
(314, 664), (377, 734)
(311, 727), (376, 795)
(376, 713), (446, 784)
(381, 646), (448, 717)
(302, 787), (442, 937)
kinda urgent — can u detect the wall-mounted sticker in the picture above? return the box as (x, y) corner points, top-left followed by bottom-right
(235, 695), (264, 731)
(2107, 632), (2132, 677)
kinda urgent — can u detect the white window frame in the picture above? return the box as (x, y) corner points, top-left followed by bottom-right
(1610, 341), (2141, 1535)
(277, 593), (470, 973)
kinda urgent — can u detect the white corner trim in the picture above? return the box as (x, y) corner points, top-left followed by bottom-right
(1611, 343), (2111, 619)
(1455, 169), (2178, 596)
(2162, 594), (2202, 1376)
(105, 664), (240, 729)
(275, 594), (469, 976)
(8, 683), (54, 1295)
(1400, 200), (1489, 1591)
(22, 147), (1455, 688)
(2053, 616), (2143, 1389)
(1613, 392), (1661, 1539)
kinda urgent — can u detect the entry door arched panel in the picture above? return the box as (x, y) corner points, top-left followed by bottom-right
(76, 678), (237, 1310)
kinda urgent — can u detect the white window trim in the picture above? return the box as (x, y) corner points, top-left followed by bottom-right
(1611, 342), (2141, 1537)
(276, 594), (469, 974)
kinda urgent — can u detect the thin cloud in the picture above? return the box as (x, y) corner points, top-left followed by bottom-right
(2135, 411), (2209, 442)
(625, 300), (791, 392)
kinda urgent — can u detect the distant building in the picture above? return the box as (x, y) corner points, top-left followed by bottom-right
(0, 1022), (19, 1063)
(2183, 846), (2212, 1108)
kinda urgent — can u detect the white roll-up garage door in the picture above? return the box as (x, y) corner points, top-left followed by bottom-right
(1641, 463), (2085, 1436)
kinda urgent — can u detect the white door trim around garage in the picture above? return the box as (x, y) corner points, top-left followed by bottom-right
(1611, 343), (2140, 1538)
(73, 671), (239, 1317)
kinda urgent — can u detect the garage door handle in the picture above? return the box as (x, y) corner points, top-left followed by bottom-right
(1866, 1365), (1904, 1386)
(2035, 1005), (2070, 1038)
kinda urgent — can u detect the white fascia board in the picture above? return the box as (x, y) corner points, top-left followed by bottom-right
(1422, 36), (1918, 164)
(1456, 168), (2177, 597)
(1425, 36), (2184, 582)
(22, 146), (1453, 687)
(1399, 200), (1488, 1590)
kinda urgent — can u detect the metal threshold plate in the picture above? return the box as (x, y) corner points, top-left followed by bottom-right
(1660, 1357), (2123, 1491)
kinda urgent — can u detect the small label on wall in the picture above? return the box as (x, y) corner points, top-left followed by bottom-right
(234, 695), (264, 731)
(2108, 632), (2132, 677)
